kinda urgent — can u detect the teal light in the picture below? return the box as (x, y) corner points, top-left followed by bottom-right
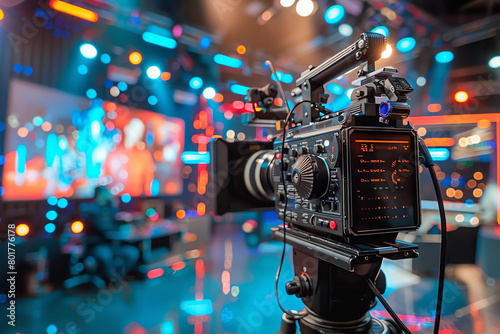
(435, 51), (454, 63)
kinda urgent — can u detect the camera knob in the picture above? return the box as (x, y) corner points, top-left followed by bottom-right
(291, 155), (330, 199)
(330, 180), (339, 193)
(290, 148), (298, 157)
(313, 144), (325, 154)
(285, 274), (312, 298)
(300, 146), (309, 155)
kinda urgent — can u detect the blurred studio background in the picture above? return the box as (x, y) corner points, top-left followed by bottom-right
(0, 0), (499, 333)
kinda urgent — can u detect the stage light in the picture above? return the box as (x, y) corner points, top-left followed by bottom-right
(381, 44), (392, 59)
(181, 152), (210, 164)
(33, 116), (44, 127)
(49, 1), (98, 22)
(86, 89), (97, 99)
(45, 223), (56, 233)
(117, 81), (127, 91)
(202, 87), (216, 99)
(23, 66), (33, 76)
(110, 86), (120, 97)
(271, 71), (294, 84)
(416, 76), (426, 86)
(214, 54), (243, 69)
(237, 45), (246, 54)
(129, 51), (142, 65)
(80, 43), (97, 59)
(199, 36), (211, 50)
(78, 64), (88, 75)
(435, 51), (454, 63)
(454, 91), (468, 103)
(57, 198), (68, 209)
(100, 53), (111, 64)
(325, 5), (344, 24)
(47, 324), (58, 334)
(488, 56), (500, 68)
(46, 210), (58, 220)
(230, 84), (249, 95)
(121, 193), (131, 203)
(296, 0), (314, 17)
(0, 9), (4, 21)
(371, 26), (389, 37)
(281, 0), (295, 7)
(147, 66), (161, 79)
(16, 224), (29, 237)
(338, 24), (353, 37)
(48, 196), (58, 206)
(142, 32), (177, 49)
(396, 37), (416, 53)
(161, 72), (171, 81)
(428, 148), (450, 161)
(71, 221), (84, 233)
(189, 77), (203, 89)
(176, 210), (186, 219)
(13, 64), (23, 73)
(148, 95), (158, 105)
(147, 268), (164, 279)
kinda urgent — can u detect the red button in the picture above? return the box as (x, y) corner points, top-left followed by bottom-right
(329, 221), (337, 229)
(276, 153), (282, 159)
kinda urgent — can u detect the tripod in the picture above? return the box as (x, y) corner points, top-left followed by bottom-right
(272, 227), (418, 334)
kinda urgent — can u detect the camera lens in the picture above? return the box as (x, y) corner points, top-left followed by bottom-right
(243, 150), (275, 201)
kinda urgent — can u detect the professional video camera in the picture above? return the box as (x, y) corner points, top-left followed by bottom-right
(208, 32), (446, 334)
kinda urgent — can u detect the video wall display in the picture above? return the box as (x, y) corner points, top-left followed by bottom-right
(3, 79), (185, 200)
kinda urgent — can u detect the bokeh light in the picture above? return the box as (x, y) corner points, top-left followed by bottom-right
(16, 224), (30, 236)
(129, 51), (142, 65)
(71, 221), (84, 233)
(80, 43), (97, 59)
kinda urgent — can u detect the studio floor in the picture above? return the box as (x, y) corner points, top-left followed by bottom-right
(3, 224), (500, 334)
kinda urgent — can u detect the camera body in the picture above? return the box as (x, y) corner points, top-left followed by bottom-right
(273, 120), (421, 243)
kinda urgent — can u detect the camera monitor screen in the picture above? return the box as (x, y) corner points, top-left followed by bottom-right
(348, 130), (419, 233)
(2, 79), (185, 200)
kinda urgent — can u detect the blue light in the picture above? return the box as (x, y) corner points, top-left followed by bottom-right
(325, 5), (345, 24)
(16, 145), (26, 174)
(142, 32), (177, 49)
(23, 66), (33, 76)
(13, 64), (23, 73)
(180, 299), (213, 316)
(181, 152), (210, 164)
(117, 81), (128, 91)
(57, 198), (68, 209)
(151, 179), (159, 196)
(326, 83), (344, 95)
(435, 51), (454, 63)
(104, 79), (113, 88)
(161, 321), (174, 334)
(45, 223), (56, 233)
(148, 95), (158, 105)
(202, 87), (216, 99)
(271, 71), (294, 84)
(147, 66), (161, 79)
(46, 133), (58, 167)
(214, 54), (243, 69)
(230, 84), (250, 95)
(46, 210), (58, 221)
(396, 37), (416, 53)
(339, 24), (353, 37)
(47, 196), (58, 206)
(121, 193), (131, 203)
(47, 324), (58, 334)
(33, 116), (44, 126)
(428, 148), (450, 161)
(100, 53), (111, 64)
(189, 77), (203, 89)
(86, 89), (97, 99)
(371, 26), (389, 37)
(78, 65), (88, 75)
(0, 155), (5, 165)
(199, 36), (211, 50)
(465, 199), (474, 207)
(80, 43), (97, 59)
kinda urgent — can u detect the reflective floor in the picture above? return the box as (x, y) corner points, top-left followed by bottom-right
(4, 224), (500, 334)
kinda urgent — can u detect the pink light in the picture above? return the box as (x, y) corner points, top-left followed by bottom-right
(147, 268), (164, 279)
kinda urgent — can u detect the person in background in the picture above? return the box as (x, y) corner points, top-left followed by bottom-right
(86, 186), (140, 280)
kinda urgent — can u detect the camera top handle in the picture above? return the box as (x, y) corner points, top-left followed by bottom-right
(295, 32), (386, 126)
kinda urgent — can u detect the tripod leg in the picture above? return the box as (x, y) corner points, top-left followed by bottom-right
(277, 313), (297, 334)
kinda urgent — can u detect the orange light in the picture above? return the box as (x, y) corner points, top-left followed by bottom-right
(161, 72), (171, 81)
(477, 119), (491, 129)
(171, 261), (186, 271)
(176, 210), (186, 219)
(49, 0), (98, 22)
(274, 97), (283, 107)
(71, 221), (84, 233)
(213, 93), (224, 103)
(128, 51), (142, 65)
(17, 127), (28, 138)
(454, 91), (468, 103)
(0, 9), (4, 21)
(41, 121), (52, 132)
(16, 224), (29, 237)
(424, 137), (455, 147)
(237, 45), (246, 54)
(427, 103), (441, 112)
(197, 202), (206, 216)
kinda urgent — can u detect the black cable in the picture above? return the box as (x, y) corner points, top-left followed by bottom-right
(364, 277), (413, 334)
(429, 166), (447, 334)
(418, 138), (447, 334)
